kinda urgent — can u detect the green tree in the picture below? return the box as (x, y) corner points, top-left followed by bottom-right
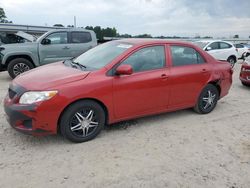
(134, 34), (152, 38)
(233, 34), (239, 38)
(93, 26), (103, 41)
(0, 7), (6, 22)
(0, 7), (12, 23)
(85, 26), (94, 30)
(53, 24), (64, 27)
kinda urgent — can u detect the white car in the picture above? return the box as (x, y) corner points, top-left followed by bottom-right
(194, 40), (239, 66)
(234, 43), (250, 59)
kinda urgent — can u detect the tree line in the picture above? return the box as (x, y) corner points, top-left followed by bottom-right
(1, 7), (248, 39)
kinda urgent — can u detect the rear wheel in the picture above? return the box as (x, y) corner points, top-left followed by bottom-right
(242, 81), (250, 87)
(60, 100), (105, 143)
(7, 58), (34, 79)
(194, 84), (219, 114)
(227, 56), (236, 68)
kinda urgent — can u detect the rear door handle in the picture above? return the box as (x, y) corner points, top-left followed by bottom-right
(202, 69), (208, 73)
(161, 74), (168, 79)
(63, 46), (70, 50)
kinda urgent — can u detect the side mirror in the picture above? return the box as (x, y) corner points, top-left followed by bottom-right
(41, 38), (51, 45)
(206, 46), (212, 51)
(115, 64), (133, 75)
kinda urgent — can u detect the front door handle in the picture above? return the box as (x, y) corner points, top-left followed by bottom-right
(63, 46), (70, 50)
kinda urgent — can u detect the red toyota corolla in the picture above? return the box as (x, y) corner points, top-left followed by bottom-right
(4, 39), (233, 142)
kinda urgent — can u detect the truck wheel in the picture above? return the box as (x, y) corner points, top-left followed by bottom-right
(7, 58), (34, 79)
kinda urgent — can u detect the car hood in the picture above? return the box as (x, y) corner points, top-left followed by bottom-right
(1, 42), (38, 52)
(13, 62), (90, 90)
(15, 31), (36, 42)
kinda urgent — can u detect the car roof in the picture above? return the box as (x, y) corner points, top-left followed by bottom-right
(46, 28), (94, 33)
(115, 38), (193, 46)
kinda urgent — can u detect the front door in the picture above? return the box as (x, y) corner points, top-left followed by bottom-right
(112, 45), (170, 119)
(38, 31), (72, 65)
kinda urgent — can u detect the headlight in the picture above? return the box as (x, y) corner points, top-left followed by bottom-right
(19, 91), (58, 104)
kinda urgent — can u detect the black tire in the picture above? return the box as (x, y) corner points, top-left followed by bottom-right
(7, 58), (34, 79)
(60, 100), (106, 143)
(242, 81), (250, 87)
(227, 56), (236, 68)
(194, 84), (219, 114)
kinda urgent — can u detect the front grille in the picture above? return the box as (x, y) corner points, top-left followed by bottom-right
(8, 88), (17, 99)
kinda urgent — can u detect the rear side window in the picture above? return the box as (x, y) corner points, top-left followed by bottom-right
(170, 46), (205, 66)
(71, 32), (92, 43)
(208, 42), (219, 50)
(220, 42), (232, 49)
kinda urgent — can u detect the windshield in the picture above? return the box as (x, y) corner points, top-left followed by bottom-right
(194, 41), (209, 49)
(73, 41), (133, 70)
(36, 32), (48, 42)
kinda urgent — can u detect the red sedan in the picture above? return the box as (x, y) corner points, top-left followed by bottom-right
(4, 39), (233, 142)
(240, 55), (250, 86)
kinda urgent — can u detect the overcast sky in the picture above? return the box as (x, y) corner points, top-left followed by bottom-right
(0, 0), (250, 38)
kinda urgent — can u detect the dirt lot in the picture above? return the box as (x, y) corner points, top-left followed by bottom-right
(0, 62), (249, 188)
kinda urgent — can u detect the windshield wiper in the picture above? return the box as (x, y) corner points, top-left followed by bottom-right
(70, 61), (87, 70)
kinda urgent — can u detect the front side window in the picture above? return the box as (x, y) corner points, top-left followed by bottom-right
(208, 42), (219, 50)
(45, 32), (67, 44)
(121, 46), (166, 72)
(170, 46), (205, 66)
(71, 32), (92, 43)
(220, 42), (232, 49)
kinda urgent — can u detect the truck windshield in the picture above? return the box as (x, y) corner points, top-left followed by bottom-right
(73, 41), (133, 70)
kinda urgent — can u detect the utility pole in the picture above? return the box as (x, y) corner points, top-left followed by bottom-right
(74, 16), (76, 28)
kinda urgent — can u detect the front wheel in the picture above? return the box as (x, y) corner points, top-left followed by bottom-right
(60, 100), (106, 143)
(227, 56), (236, 68)
(194, 84), (219, 114)
(7, 58), (34, 79)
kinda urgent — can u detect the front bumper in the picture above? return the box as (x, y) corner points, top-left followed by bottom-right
(4, 101), (50, 135)
(3, 83), (60, 136)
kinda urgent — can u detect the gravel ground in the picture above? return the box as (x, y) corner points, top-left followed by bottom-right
(0, 62), (249, 188)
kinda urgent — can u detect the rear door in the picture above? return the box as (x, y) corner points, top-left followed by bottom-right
(218, 42), (235, 60)
(38, 31), (72, 65)
(168, 45), (211, 108)
(206, 42), (221, 59)
(112, 45), (170, 119)
(68, 31), (96, 58)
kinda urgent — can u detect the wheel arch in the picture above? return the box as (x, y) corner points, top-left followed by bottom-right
(207, 80), (221, 96)
(57, 98), (109, 133)
(5, 55), (36, 68)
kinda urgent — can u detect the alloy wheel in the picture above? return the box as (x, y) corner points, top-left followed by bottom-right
(202, 90), (216, 110)
(70, 109), (99, 137)
(13, 63), (31, 76)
